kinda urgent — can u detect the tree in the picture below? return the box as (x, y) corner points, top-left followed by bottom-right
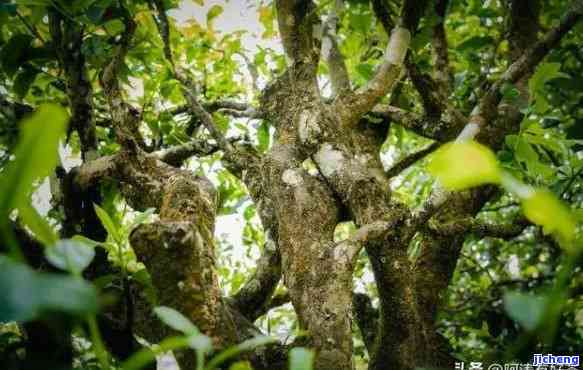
(1, 1), (582, 370)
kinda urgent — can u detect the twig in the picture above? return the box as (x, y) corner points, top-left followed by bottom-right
(17, 11), (45, 42)
(386, 142), (439, 178)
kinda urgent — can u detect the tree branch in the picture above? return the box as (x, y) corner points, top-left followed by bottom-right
(231, 240), (282, 322)
(400, 0), (429, 32)
(275, 0), (320, 93)
(322, 0), (350, 96)
(371, 104), (463, 142)
(99, 4), (141, 148)
(150, 1), (236, 159)
(154, 138), (222, 167)
(405, 58), (443, 118)
(371, 0), (461, 124)
(370, 0), (396, 33)
(404, 7), (547, 354)
(431, 0), (452, 94)
(149, 0), (173, 63)
(352, 292), (378, 355)
(0, 93), (33, 121)
(411, 2), (569, 228)
(17, 10), (45, 43)
(170, 100), (263, 119)
(403, 57), (466, 125)
(236, 51), (260, 93)
(335, 0), (437, 124)
(335, 25), (410, 124)
(412, 1), (550, 230)
(49, 9), (98, 159)
(385, 142), (439, 178)
(429, 216), (529, 239)
(339, 220), (396, 266)
(75, 139), (224, 189)
(175, 72), (235, 155)
(475, 0), (582, 131)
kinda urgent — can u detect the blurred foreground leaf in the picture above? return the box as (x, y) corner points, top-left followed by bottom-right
(45, 239), (96, 274)
(503, 292), (547, 332)
(289, 347), (315, 370)
(0, 256), (98, 322)
(522, 189), (576, 246)
(0, 104), (68, 218)
(154, 306), (199, 336)
(428, 141), (501, 190)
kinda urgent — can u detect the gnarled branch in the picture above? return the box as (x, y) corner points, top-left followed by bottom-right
(386, 142), (439, 178)
(170, 100), (264, 119)
(371, 104), (463, 142)
(475, 0), (582, 132)
(429, 216), (529, 239)
(335, 25), (410, 124)
(431, 0), (452, 95)
(231, 239), (282, 322)
(322, 0), (351, 96)
(49, 10), (97, 159)
(99, 5), (143, 148)
(352, 292), (378, 355)
(275, 0), (320, 93)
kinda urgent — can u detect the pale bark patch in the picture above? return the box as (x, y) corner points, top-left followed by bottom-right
(298, 110), (320, 145)
(314, 143), (345, 177)
(386, 27), (411, 65)
(282, 168), (303, 186)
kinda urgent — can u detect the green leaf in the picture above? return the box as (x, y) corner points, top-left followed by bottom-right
(348, 8), (372, 35)
(45, 239), (96, 274)
(103, 18), (125, 35)
(86, 4), (107, 24)
(289, 347), (315, 370)
(154, 306), (199, 335)
(72, 234), (102, 248)
(70, 0), (97, 13)
(192, 0), (204, 5)
(186, 332), (212, 353)
(206, 4), (223, 26)
(129, 208), (155, 229)
(355, 63), (374, 81)
(229, 362), (253, 370)
(0, 34), (33, 77)
(503, 292), (547, 331)
(258, 5), (275, 38)
(427, 141), (501, 190)
(529, 63), (569, 97)
(160, 79), (179, 99)
(94, 203), (120, 242)
(121, 336), (191, 370)
(457, 36), (495, 52)
(0, 104), (68, 219)
(18, 202), (58, 246)
(243, 204), (256, 221)
(0, 256), (98, 322)
(14, 0), (52, 6)
(529, 63), (569, 113)
(501, 82), (520, 101)
(521, 189), (576, 244)
(0, 4), (17, 16)
(206, 336), (275, 369)
(13, 65), (40, 99)
(257, 121), (270, 152)
(513, 136), (547, 176)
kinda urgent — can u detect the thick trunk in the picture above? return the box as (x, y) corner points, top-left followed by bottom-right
(263, 143), (354, 370)
(108, 153), (236, 369)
